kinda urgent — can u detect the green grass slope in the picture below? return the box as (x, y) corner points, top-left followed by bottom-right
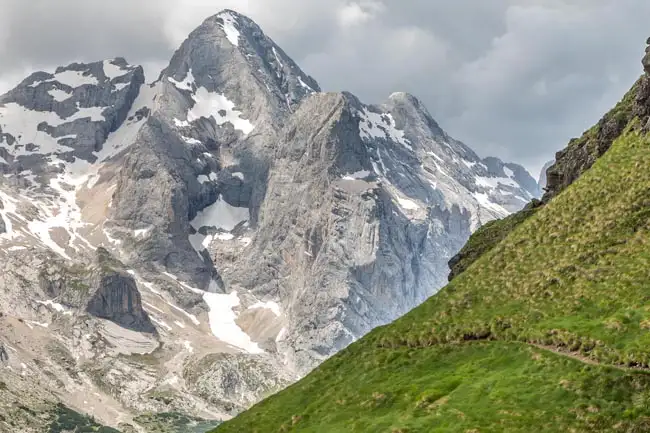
(447, 199), (542, 282)
(214, 104), (650, 432)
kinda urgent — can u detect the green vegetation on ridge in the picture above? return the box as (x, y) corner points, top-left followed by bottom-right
(214, 89), (650, 432)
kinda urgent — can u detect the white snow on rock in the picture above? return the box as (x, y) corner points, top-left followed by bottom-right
(503, 166), (514, 178)
(396, 197), (420, 211)
(190, 195), (249, 232)
(174, 118), (190, 128)
(92, 81), (157, 166)
(197, 172), (218, 184)
(187, 87), (254, 134)
(113, 82), (130, 92)
(272, 47), (284, 69)
(188, 195), (248, 256)
(249, 300), (281, 316)
(0, 103), (105, 158)
(472, 192), (509, 218)
(232, 172), (244, 180)
(476, 176), (518, 189)
(218, 11), (241, 46)
(27, 173), (93, 259)
(48, 88), (72, 102)
(359, 108), (412, 151)
(342, 170), (371, 180)
(134, 226), (153, 239)
(182, 136), (202, 145)
(203, 291), (263, 354)
(0, 191), (21, 239)
(37, 300), (73, 316)
(52, 69), (99, 88)
(168, 69), (195, 92)
(102, 60), (129, 80)
(298, 76), (316, 93)
(462, 159), (477, 169)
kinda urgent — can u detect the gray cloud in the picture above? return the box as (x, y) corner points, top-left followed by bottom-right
(0, 0), (647, 175)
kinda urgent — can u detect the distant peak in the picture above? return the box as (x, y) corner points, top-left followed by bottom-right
(389, 91), (412, 100)
(217, 9), (244, 18)
(387, 91), (425, 109)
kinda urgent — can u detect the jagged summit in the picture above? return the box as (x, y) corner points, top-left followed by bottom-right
(160, 8), (320, 127)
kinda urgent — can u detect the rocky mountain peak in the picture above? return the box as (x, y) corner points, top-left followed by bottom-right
(0, 9), (544, 430)
(160, 9), (320, 136)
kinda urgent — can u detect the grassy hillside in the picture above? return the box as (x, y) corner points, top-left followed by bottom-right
(213, 93), (650, 431)
(447, 199), (542, 281)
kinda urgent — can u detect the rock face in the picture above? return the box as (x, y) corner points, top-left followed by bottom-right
(183, 353), (292, 415)
(86, 248), (155, 333)
(0, 9), (541, 430)
(537, 160), (554, 191)
(543, 71), (650, 202)
(0, 198), (5, 235)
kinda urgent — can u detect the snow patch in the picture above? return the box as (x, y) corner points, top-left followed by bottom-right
(203, 291), (263, 354)
(167, 69), (195, 92)
(134, 226), (153, 239)
(102, 60), (129, 80)
(298, 76), (316, 93)
(232, 172), (244, 180)
(476, 176), (518, 189)
(462, 160), (477, 169)
(473, 192), (509, 217)
(359, 108), (412, 151)
(249, 300), (281, 316)
(48, 88), (72, 102)
(190, 195), (249, 232)
(52, 70), (99, 87)
(197, 172), (218, 184)
(113, 82), (130, 92)
(272, 47), (284, 70)
(37, 300), (73, 316)
(396, 197), (420, 211)
(342, 170), (371, 180)
(187, 87), (254, 134)
(0, 103), (105, 159)
(218, 11), (241, 46)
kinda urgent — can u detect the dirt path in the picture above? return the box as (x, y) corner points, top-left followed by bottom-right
(527, 342), (650, 373)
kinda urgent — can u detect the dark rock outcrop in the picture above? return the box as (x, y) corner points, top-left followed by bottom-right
(85, 248), (155, 333)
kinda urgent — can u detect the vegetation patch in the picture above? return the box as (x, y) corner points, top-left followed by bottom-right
(133, 411), (221, 433)
(48, 404), (121, 433)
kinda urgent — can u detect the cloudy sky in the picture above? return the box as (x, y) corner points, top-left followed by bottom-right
(0, 0), (648, 176)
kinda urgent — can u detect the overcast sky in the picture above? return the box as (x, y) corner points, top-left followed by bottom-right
(0, 0), (648, 176)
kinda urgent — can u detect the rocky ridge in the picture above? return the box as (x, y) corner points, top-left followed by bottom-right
(0, 9), (539, 431)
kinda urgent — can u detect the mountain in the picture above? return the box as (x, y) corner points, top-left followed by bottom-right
(537, 159), (554, 190)
(214, 39), (650, 433)
(0, 10), (539, 431)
